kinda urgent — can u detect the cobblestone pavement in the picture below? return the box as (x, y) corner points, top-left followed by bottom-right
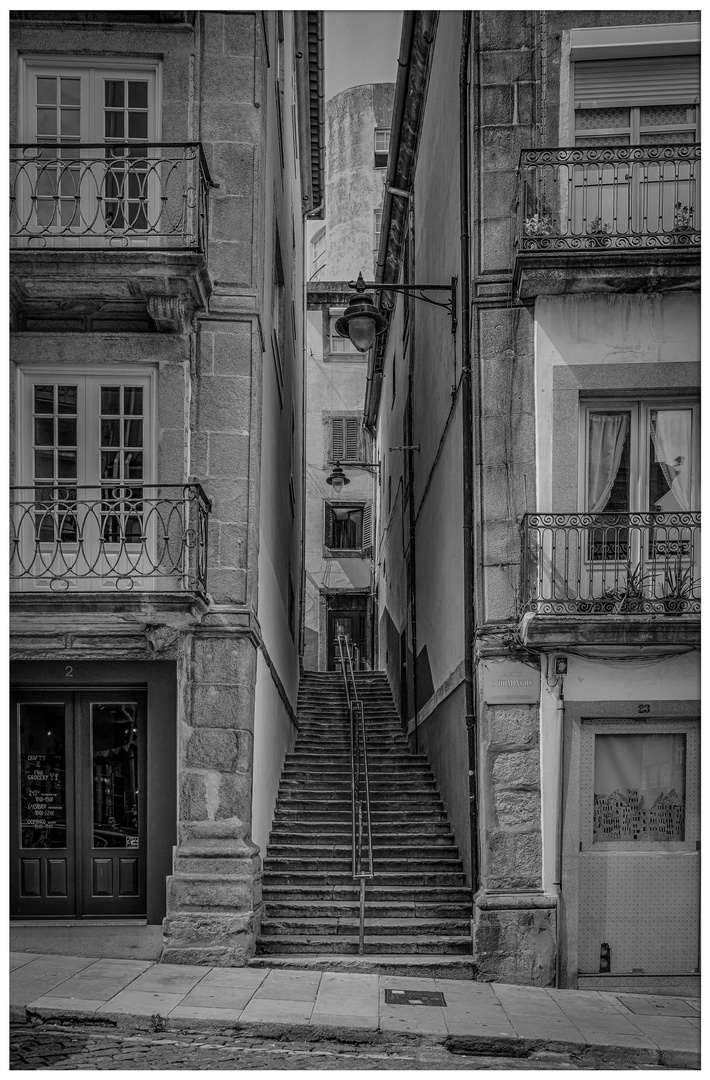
(11, 1024), (670, 1070)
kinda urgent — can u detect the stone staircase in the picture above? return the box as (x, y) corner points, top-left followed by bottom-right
(253, 670), (474, 977)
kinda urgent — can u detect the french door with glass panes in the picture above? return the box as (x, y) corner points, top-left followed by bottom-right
(16, 370), (154, 592)
(10, 689), (147, 918)
(580, 398), (700, 600)
(18, 57), (158, 243)
(571, 102), (699, 237)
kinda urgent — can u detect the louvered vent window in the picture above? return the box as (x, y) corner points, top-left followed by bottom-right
(331, 417), (360, 462)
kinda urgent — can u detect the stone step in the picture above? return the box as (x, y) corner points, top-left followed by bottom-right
(265, 854), (463, 873)
(255, 935), (472, 956)
(272, 809), (450, 823)
(282, 759), (429, 771)
(279, 773), (435, 787)
(263, 898), (470, 918)
(267, 822), (456, 840)
(263, 870), (466, 887)
(260, 917), (471, 937)
(247, 954), (476, 980)
(266, 840), (459, 858)
(274, 796), (445, 811)
(261, 884), (472, 904)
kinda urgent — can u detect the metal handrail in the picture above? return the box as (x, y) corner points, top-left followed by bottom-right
(336, 633), (374, 955)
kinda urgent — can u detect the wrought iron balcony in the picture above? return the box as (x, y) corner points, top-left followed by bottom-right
(514, 144), (700, 295)
(10, 483), (210, 596)
(10, 142), (211, 250)
(521, 512), (700, 617)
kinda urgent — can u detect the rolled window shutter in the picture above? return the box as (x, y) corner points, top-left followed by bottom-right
(574, 56), (700, 108)
(362, 504), (372, 551)
(345, 418), (359, 461)
(324, 502), (333, 546)
(331, 418), (344, 461)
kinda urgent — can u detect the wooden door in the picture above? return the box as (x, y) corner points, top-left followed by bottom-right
(10, 688), (147, 918)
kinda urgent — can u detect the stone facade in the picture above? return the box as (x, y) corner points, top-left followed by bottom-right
(367, 10), (700, 990)
(9, 10), (324, 964)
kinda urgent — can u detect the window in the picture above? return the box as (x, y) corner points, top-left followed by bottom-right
(374, 127), (390, 169)
(311, 226), (326, 279)
(569, 50), (699, 235)
(19, 57), (159, 236)
(324, 502), (372, 553)
(16, 369), (154, 590)
(581, 398), (699, 566)
(373, 208), (383, 270)
(582, 399), (699, 516)
(329, 309), (365, 358)
(330, 417), (360, 463)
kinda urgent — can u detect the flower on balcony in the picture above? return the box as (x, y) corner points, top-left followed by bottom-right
(673, 202), (695, 231)
(586, 217), (612, 236)
(523, 213), (552, 237)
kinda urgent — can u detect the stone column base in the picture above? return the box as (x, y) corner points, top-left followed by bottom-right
(162, 830), (262, 966)
(473, 890), (557, 987)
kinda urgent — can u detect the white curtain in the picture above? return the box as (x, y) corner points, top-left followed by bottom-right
(650, 410), (692, 512)
(587, 413), (630, 513)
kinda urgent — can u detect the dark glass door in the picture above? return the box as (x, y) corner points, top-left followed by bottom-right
(327, 598), (368, 671)
(11, 693), (76, 917)
(11, 688), (147, 918)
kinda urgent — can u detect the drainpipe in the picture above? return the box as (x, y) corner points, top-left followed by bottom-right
(553, 663), (566, 987)
(406, 200), (418, 752)
(459, 12), (480, 894)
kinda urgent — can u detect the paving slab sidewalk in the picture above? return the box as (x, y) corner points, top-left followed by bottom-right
(10, 951), (700, 1068)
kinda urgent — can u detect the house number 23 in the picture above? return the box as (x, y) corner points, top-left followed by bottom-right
(637, 703), (650, 714)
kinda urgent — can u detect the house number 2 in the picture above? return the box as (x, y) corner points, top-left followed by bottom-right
(637, 703), (650, 714)
(65, 665), (74, 678)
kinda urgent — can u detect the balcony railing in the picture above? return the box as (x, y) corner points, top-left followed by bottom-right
(516, 144), (700, 254)
(521, 512), (700, 617)
(10, 143), (211, 250)
(10, 483), (210, 596)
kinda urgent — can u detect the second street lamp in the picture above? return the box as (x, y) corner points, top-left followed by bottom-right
(334, 271), (458, 351)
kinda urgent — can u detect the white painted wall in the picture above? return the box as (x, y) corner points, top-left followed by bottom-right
(535, 292), (700, 510)
(252, 651), (296, 857)
(539, 648), (700, 891)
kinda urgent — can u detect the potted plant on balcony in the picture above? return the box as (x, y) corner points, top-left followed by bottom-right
(586, 216), (612, 247)
(661, 559), (695, 616)
(523, 213), (553, 237)
(673, 203), (695, 233)
(602, 563), (651, 614)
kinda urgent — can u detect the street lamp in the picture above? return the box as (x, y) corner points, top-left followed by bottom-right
(334, 271), (457, 351)
(325, 461), (351, 494)
(326, 459), (381, 492)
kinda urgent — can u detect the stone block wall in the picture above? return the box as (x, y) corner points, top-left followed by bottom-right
(473, 681), (556, 986)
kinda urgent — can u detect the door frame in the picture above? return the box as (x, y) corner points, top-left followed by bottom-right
(10, 659), (176, 924)
(560, 697), (700, 989)
(324, 591), (372, 671)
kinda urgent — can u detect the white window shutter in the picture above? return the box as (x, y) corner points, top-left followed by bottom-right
(345, 418), (359, 461)
(362, 504), (372, 551)
(331, 418), (344, 460)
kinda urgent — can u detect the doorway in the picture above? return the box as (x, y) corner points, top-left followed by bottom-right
(575, 716), (700, 978)
(10, 688), (147, 918)
(327, 595), (370, 671)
